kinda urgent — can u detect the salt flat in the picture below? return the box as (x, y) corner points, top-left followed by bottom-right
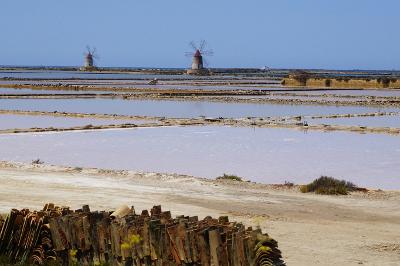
(0, 126), (399, 189)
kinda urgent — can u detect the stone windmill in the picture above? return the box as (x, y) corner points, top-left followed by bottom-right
(81, 46), (99, 71)
(185, 40), (213, 75)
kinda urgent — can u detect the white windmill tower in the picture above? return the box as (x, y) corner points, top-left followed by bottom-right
(81, 46), (99, 71)
(185, 40), (213, 75)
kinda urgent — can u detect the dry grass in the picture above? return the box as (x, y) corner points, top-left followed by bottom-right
(216, 174), (243, 182)
(300, 176), (358, 195)
(31, 158), (44, 165)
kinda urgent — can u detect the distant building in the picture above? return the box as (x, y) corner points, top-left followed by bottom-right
(191, 50), (203, 70)
(187, 49), (209, 75)
(84, 53), (94, 68)
(80, 46), (98, 71)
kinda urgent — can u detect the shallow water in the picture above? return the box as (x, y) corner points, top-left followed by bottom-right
(0, 126), (398, 189)
(0, 70), (275, 82)
(0, 70), (197, 80)
(0, 80), (281, 91)
(0, 87), (106, 94)
(0, 98), (395, 118)
(0, 114), (145, 130)
(0, 84), (281, 93)
(309, 115), (400, 128)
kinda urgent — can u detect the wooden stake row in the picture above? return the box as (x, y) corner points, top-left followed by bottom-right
(0, 204), (285, 265)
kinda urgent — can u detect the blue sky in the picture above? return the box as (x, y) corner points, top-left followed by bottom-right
(1, 0), (399, 69)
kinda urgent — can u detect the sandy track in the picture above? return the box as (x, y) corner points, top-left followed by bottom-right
(0, 163), (399, 266)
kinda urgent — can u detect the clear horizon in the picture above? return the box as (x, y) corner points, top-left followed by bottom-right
(2, 0), (400, 70)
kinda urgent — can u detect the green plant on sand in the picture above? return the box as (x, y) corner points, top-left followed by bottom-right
(300, 176), (358, 195)
(216, 174), (243, 182)
(31, 158), (44, 165)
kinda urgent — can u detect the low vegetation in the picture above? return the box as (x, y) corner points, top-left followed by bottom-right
(300, 176), (358, 195)
(31, 158), (44, 165)
(284, 181), (294, 187)
(83, 124), (94, 129)
(216, 174), (243, 182)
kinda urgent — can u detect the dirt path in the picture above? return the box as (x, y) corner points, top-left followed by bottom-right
(0, 163), (399, 266)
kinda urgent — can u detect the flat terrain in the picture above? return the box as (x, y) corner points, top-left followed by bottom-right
(1, 162), (399, 266)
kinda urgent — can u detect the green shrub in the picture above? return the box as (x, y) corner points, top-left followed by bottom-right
(73, 167), (83, 172)
(83, 124), (93, 129)
(300, 176), (357, 195)
(31, 158), (44, 165)
(284, 181), (294, 187)
(216, 174), (243, 182)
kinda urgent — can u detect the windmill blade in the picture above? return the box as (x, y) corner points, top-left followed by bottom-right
(185, 52), (194, 57)
(92, 51), (100, 63)
(202, 49), (214, 56)
(189, 41), (198, 51)
(92, 56), (100, 66)
(199, 40), (207, 51)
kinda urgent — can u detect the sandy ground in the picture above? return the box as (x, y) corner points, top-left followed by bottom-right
(0, 162), (399, 266)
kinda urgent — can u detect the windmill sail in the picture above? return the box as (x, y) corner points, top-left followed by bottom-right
(82, 46), (99, 71)
(185, 40), (213, 75)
